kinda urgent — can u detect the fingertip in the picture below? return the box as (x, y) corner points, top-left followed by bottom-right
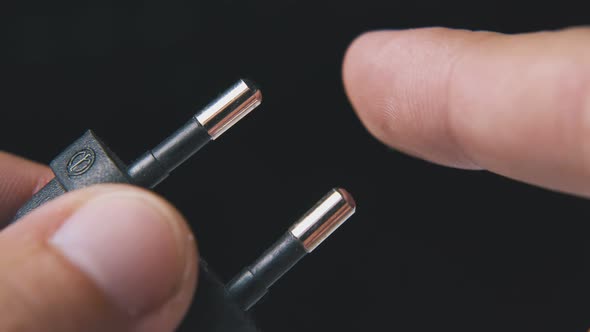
(343, 28), (489, 169)
(342, 30), (405, 146)
(49, 187), (197, 317)
(342, 29), (400, 114)
(0, 184), (198, 332)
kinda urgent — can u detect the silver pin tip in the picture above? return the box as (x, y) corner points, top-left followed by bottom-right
(195, 79), (262, 139)
(289, 188), (356, 252)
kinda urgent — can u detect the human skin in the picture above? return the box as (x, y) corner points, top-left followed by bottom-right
(343, 27), (590, 197)
(0, 26), (589, 331)
(0, 152), (198, 332)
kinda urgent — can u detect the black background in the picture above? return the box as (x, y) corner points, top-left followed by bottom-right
(2, 1), (590, 331)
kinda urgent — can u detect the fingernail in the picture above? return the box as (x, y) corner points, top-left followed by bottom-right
(50, 191), (188, 316)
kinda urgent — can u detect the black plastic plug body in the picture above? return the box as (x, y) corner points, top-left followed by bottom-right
(11, 79), (356, 332)
(11, 128), (259, 330)
(15, 123), (211, 219)
(12, 80), (265, 332)
(185, 261), (259, 332)
(15, 130), (132, 219)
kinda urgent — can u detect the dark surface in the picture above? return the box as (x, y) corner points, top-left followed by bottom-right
(2, 1), (590, 331)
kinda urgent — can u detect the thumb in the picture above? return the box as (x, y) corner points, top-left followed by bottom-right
(0, 184), (198, 332)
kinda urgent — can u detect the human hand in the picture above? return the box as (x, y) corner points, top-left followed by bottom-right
(0, 152), (197, 332)
(343, 27), (590, 196)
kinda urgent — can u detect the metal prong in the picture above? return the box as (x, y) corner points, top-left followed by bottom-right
(226, 188), (356, 310)
(195, 79), (262, 139)
(289, 188), (356, 252)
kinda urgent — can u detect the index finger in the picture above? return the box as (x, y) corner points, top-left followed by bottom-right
(343, 27), (590, 197)
(0, 151), (52, 223)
